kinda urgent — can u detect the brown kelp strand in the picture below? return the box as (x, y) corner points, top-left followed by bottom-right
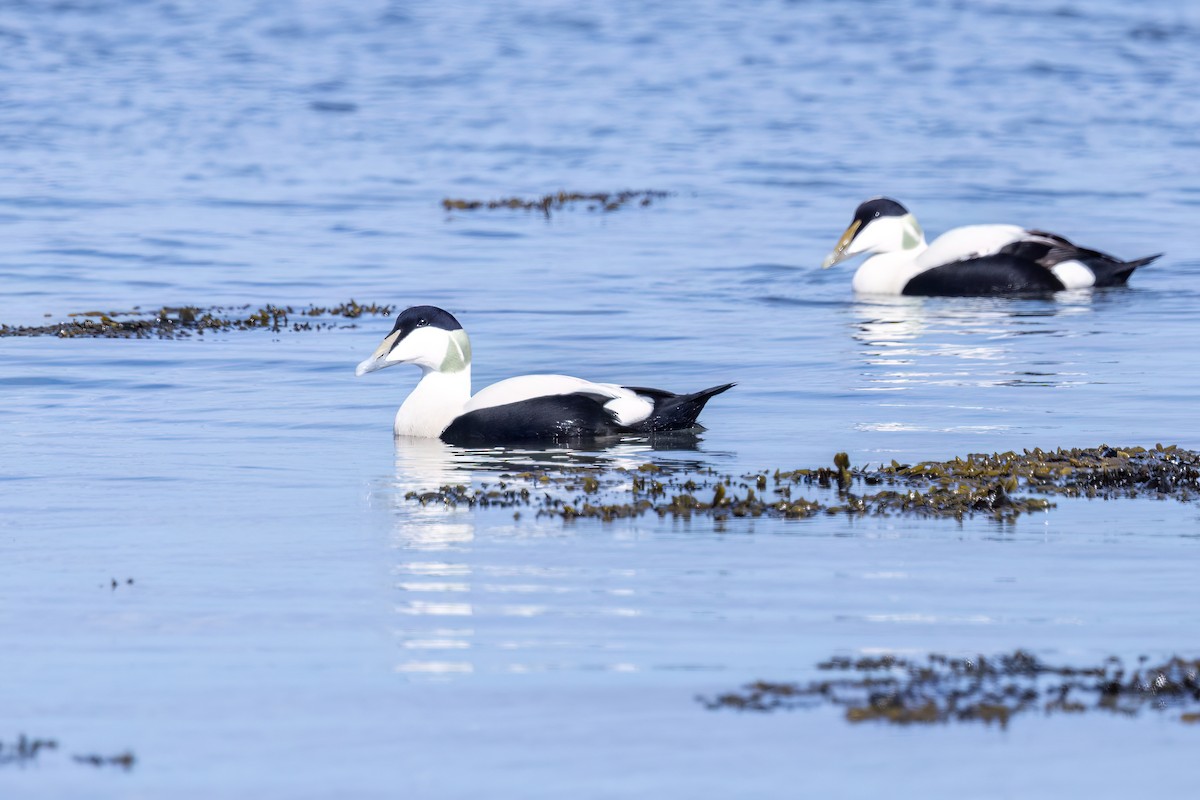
(0, 734), (133, 770)
(72, 752), (136, 770)
(0, 734), (58, 767)
(867, 443), (1200, 501)
(700, 651), (1200, 728)
(441, 190), (671, 217)
(403, 444), (1200, 523)
(0, 300), (394, 339)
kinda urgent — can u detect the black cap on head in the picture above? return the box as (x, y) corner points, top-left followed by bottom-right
(389, 305), (463, 338)
(853, 197), (909, 224)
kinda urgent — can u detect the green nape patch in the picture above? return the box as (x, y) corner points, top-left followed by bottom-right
(441, 190), (670, 216)
(406, 444), (1200, 522)
(0, 300), (394, 339)
(700, 651), (1200, 728)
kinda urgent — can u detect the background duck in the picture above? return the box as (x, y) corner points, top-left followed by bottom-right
(822, 197), (1160, 296)
(356, 305), (733, 445)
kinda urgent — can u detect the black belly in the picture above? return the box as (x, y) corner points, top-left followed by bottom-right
(901, 255), (1066, 297)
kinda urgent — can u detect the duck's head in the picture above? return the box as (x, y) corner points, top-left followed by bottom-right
(355, 305), (472, 376)
(821, 197), (925, 268)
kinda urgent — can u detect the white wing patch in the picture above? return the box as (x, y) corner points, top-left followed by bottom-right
(602, 394), (654, 426)
(1049, 259), (1096, 289)
(464, 374), (654, 425)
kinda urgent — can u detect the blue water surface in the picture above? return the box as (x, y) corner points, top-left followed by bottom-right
(2, 1), (1200, 797)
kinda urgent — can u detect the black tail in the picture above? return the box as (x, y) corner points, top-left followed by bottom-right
(625, 383), (735, 433)
(1087, 253), (1161, 287)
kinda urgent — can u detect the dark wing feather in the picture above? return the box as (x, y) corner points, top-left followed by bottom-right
(621, 383), (735, 432)
(1001, 230), (1160, 287)
(1001, 230), (1104, 268)
(1084, 252), (1159, 286)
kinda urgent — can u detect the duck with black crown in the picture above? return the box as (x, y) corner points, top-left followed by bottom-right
(355, 306), (733, 446)
(821, 197), (1159, 296)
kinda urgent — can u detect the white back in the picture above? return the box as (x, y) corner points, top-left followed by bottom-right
(917, 224), (1027, 269)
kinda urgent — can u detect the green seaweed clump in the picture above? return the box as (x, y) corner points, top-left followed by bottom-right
(701, 651), (1200, 728)
(442, 190), (670, 217)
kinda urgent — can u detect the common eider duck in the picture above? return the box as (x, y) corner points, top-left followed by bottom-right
(821, 197), (1160, 296)
(356, 305), (734, 445)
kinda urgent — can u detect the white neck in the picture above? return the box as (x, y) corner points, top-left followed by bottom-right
(843, 214), (927, 294)
(394, 366), (472, 438)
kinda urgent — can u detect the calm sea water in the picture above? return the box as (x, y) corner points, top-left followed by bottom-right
(3, 1), (1200, 797)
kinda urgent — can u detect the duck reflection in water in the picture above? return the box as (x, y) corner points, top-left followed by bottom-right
(850, 292), (1105, 392)
(846, 293), (1122, 439)
(386, 436), (713, 679)
(391, 429), (716, 487)
(382, 432), (720, 553)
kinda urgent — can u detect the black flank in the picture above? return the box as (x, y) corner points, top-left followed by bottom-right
(902, 255), (1066, 296)
(441, 394), (625, 446)
(439, 384), (735, 445)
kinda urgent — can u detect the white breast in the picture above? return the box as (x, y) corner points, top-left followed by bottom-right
(852, 251), (929, 295)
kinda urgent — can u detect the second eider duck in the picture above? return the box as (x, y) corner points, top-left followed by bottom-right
(821, 197), (1160, 296)
(356, 305), (733, 445)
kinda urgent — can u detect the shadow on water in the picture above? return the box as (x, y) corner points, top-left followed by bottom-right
(390, 431), (722, 488)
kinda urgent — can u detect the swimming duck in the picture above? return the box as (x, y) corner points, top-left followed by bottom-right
(821, 197), (1160, 296)
(355, 305), (733, 445)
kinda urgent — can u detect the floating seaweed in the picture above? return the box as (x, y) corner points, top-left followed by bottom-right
(0, 300), (394, 339)
(72, 752), (136, 770)
(700, 651), (1200, 728)
(402, 444), (1200, 523)
(1, 735), (133, 770)
(441, 190), (671, 217)
(0, 735), (58, 767)
(872, 444), (1200, 503)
